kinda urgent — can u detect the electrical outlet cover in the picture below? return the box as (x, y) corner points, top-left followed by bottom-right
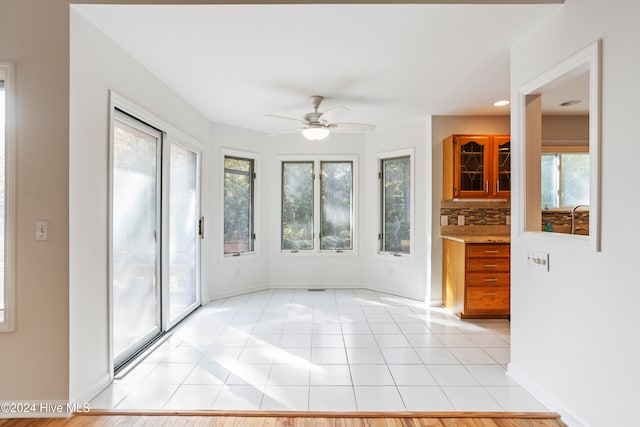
(527, 250), (549, 271)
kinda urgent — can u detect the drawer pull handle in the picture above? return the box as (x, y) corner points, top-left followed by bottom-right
(483, 278), (499, 282)
(484, 264), (499, 268)
(484, 292), (497, 296)
(483, 250), (499, 254)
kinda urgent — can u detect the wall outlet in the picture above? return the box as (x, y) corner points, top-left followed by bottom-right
(506, 215), (511, 225)
(457, 215), (465, 226)
(35, 220), (49, 241)
(440, 215), (449, 226)
(527, 250), (549, 271)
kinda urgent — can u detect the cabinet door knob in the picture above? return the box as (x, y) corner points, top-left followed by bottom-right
(483, 278), (499, 282)
(484, 264), (499, 268)
(484, 250), (499, 254)
(484, 292), (497, 296)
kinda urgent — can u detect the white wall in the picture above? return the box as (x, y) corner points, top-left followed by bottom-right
(509, 1), (640, 426)
(69, 7), (433, 403)
(0, 0), (70, 403)
(266, 133), (367, 290)
(364, 121), (429, 301)
(206, 122), (269, 300)
(430, 116), (511, 303)
(69, 8), (210, 402)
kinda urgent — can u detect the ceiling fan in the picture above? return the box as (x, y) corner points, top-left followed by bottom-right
(266, 95), (376, 141)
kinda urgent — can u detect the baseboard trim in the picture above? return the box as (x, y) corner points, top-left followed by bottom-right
(430, 298), (443, 307)
(507, 364), (587, 427)
(206, 283), (269, 303)
(205, 284), (442, 306)
(70, 372), (111, 409)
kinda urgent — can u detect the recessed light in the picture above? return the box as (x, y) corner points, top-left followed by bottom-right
(493, 100), (510, 107)
(560, 99), (581, 107)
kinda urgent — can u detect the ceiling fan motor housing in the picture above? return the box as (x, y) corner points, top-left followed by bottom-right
(304, 112), (324, 124)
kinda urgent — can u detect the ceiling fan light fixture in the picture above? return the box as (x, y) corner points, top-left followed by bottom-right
(302, 126), (330, 141)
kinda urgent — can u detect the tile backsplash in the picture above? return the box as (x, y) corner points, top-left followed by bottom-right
(440, 200), (510, 226)
(541, 210), (589, 235)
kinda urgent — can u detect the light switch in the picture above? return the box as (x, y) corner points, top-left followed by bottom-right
(440, 215), (449, 226)
(457, 215), (465, 226)
(35, 221), (48, 241)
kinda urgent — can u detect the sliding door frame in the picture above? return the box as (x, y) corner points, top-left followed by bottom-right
(163, 135), (202, 330)
(111, 109), (164, 369)
(108, 92), (203, 376)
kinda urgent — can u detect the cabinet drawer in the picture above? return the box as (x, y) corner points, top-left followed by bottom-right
(467, 244), (510, 258)
(467, 257), (510, 272)
(467, 272), (510, 286)
(466, 287), (510, 312)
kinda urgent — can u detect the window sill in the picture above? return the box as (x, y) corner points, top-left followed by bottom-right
(222, 251), (259, 262)
(377, 251), (412, 261)
(279, 250), (358, 258)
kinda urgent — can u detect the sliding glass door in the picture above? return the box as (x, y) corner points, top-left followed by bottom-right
(112, 109), (201, 369)
(167, 143), (199, 327)
(112, 113), (162, 367)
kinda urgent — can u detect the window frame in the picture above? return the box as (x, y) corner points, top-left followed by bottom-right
(0, 62), (16, 332)
(541, 145), (590, 209)
(281, 160), (315, 252)
(320, 160), (354, 252)
(222, 153), (258, 257)
(518, 40), (601, 251)
(221, 148), (260, 260)
(279, 155), (358, 257)
(377, 149), (414, 258)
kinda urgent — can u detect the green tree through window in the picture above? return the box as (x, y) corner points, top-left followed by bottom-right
(224, 156), (254, 254)
(320, 162), (353, 250)
(281, 162), (314, 250)
(381, 156), (411, 254)
(541, 152), (589, 208)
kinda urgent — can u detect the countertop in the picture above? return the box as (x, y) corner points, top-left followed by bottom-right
(441, 233), (510, 243)
(440, 225), (510, 244)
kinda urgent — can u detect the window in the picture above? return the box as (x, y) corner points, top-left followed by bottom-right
(541, 150), (589, 209)
(281, 161), (314, 251)
(0, 63), (15, 332)
(224, 155), (255, 254)
(320, 161), (353, 250)
(380, 153), (412, 255)
(281, 158), (355, 253)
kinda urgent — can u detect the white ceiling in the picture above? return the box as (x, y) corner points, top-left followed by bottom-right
(74, 3), (563, 134)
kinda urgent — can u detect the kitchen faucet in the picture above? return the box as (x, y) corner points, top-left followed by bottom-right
(571, 204), (590, 234)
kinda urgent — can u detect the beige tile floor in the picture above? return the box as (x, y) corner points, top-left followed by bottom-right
(91, 289), (547, 412)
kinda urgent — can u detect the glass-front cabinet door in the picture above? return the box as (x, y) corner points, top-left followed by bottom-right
(455, 136), (491, 198)
(494, 136), (511, 197)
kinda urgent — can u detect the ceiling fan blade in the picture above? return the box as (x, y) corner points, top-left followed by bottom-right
(332, 122), (376, 133)
(319, 106), (350, 124)
(264, 114), (308, 125)
(268, 127), (304, 137)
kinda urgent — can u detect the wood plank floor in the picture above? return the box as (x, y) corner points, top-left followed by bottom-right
(0, 412), (567, 427)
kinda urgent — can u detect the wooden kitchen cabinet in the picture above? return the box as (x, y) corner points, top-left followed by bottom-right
(442, 240), (510, 318)
(442, 134), (511, 199)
